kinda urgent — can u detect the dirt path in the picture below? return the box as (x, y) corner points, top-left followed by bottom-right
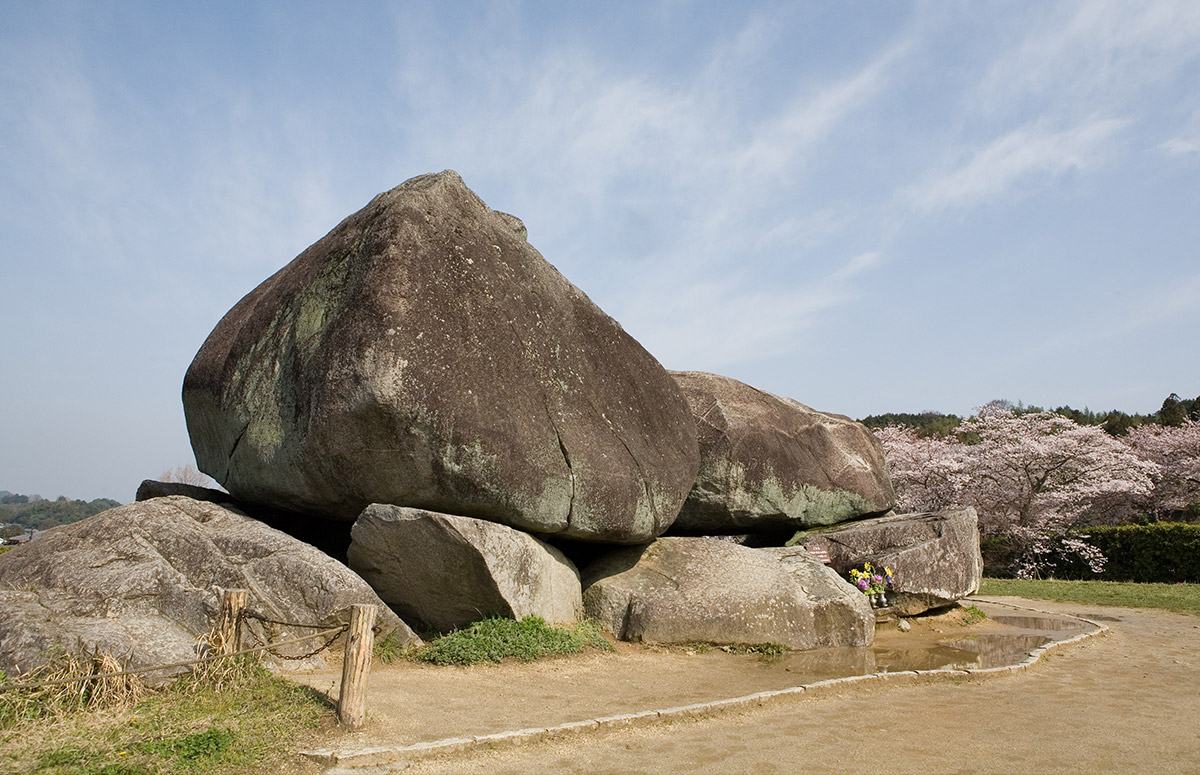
(293, 602), (1037, 753)
(371, 599), (1200, 774)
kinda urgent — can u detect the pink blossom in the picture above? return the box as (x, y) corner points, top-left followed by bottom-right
(875, 407), (1158, 577)
(1122, 421), (1200, 517)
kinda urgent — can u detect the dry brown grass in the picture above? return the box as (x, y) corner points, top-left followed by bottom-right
(0, 650), (147, 726)
(0, 616), (333, 773)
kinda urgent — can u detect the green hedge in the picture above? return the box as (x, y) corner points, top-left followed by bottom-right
(1061, 523), (1200, 583)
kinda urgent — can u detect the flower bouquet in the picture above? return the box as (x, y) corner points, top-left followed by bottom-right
(848, 561), (894, 608)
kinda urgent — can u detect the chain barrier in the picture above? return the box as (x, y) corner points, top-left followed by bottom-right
(237, 609), (351, 661)
(239, 610), (340, 631)
(0, 601), (369, 693)
(241, 620), (348, 661)
(0, 626), (347, 693)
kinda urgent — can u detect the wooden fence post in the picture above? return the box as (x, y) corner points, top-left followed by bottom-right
(338, 603), (376, 729)
(218, 588), (248, 656)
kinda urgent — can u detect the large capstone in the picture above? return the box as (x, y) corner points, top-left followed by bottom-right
(791, 507), (984, 615)
(0, 496), (418, 678)
(347, 504), (582, 633)
(183, 171), (699, 543)
(581, 537), (873, 649)
(670, 371), (894, 534)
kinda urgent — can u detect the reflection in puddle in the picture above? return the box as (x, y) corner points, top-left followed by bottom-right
(989, 614), (1088, 632)
(763, 605), (1095, 680)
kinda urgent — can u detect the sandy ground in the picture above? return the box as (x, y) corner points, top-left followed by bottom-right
(292, 604), (1030, 751)
(295, 598), (1200, 774)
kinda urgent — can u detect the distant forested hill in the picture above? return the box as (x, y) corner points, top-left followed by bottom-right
(860, 392), (1198, 437)
(0, 491), (122, 536)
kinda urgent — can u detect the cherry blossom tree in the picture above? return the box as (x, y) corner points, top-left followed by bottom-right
(1123, 421), (1200, 517)
(158, 464), (216, 488)
(875, 406), (1158, 578)
(871, 426), (968, 512)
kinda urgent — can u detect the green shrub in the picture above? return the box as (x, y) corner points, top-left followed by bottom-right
(417, 616), (612, 666)
(1056, 522), (1200, 583)
(980, 537), (1018, 577)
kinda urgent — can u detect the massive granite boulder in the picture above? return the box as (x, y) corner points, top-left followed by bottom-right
(669, 371), (894, 534)
(791, 507), (983, 615)
(183, 171), (699, 543)
(0, 496), (418, 678)
(348, 504), (582, 633)
(581, 537), (873, 649)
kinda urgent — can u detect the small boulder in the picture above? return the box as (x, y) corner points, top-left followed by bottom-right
(137, 479), (353, 561)
(348, 504), (582, 633)
(792, 507), (983, 615)
(183, 171), (700, 543)
(581, 538), (873, 649)
(136, 479), (236, 505)
(0, 496), (417, 678)
(670, 371), (894, 534)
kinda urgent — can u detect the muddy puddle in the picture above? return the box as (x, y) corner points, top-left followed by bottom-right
(759, 602), (1095, 680)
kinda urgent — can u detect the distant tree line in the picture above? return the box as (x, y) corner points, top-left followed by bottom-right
(0, 466), (213, 539)
(0, 491), (121, 537)
(861, 392), (1199, 438)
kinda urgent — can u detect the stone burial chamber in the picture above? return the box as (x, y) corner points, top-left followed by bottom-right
(5, 171), (986, 668)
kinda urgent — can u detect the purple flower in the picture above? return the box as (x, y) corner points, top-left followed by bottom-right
(872, 575), (883, 584)
(856, 578), (870, 591)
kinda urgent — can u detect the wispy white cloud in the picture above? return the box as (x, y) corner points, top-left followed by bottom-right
(1033, 272), (1200, 356)
(1160, 111), (1200, 156)
(732, 41), (910, 180)
(976, 0), (1200, 115)
(388, 9), (912, 370)
(904, 118), (1130, 213)
(1161, 136), (1200, 155)
(617, 250), (886, 371)
(752, 208), (849, 252)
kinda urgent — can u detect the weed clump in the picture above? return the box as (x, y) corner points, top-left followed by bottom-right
(961, 604), (989, 624)
(417, 616), (613, 666)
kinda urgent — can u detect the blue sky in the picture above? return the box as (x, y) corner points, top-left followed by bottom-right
(2, 1), (1199, 501)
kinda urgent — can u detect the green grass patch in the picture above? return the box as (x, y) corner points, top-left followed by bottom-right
(0, 662), (330, 774)
(961, 604), (989, 624)
(416, 616), (613, 666)
(979, 578), (1200, 617)
(373, 631), (418, 665)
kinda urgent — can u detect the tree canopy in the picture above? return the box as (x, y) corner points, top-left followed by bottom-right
(0, 492), (121, 534)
